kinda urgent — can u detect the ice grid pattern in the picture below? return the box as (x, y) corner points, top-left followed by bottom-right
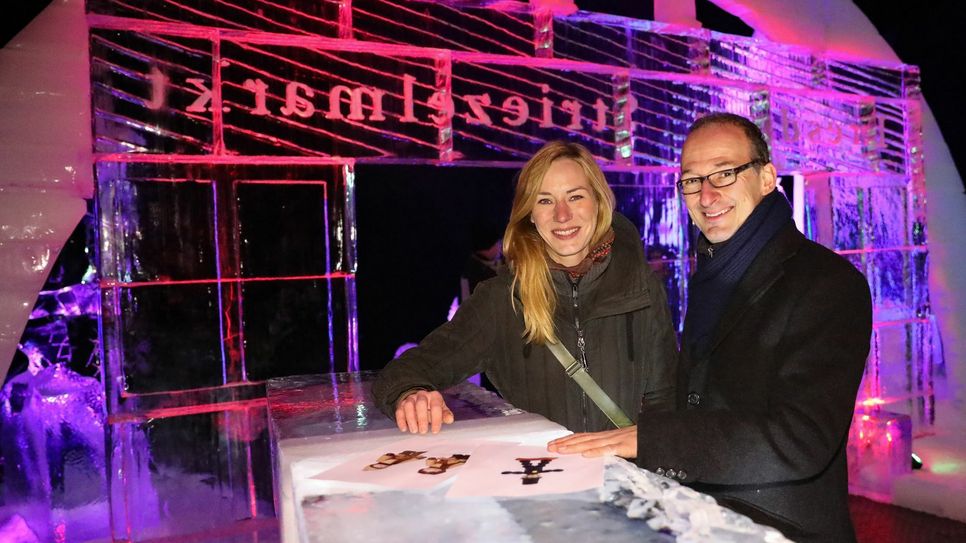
(86, 0), (934, 539)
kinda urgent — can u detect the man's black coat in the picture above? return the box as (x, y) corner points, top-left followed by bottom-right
(636, 223), (873, 543)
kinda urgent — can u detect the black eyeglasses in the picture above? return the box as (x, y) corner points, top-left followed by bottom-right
(677, 159), (763, 195)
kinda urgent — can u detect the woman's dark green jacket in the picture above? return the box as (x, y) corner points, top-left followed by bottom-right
(372, 212), (678, 432)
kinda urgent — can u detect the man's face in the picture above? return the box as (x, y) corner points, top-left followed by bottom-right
(680, 124), (777, 243)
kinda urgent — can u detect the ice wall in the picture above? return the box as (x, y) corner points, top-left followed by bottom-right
(0, 0), (92, 387)
(0, 0), (948, 538)
(80, 4), (938, 537)
(717, 0), (964, 425)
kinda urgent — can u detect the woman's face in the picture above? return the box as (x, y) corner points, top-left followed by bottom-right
(530, 158), (599, 267)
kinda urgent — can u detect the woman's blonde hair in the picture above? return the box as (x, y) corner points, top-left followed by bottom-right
(503, 141), (616, 345)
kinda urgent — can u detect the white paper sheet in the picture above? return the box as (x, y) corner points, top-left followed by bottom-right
(446, 443), (604, 498)
(311, 438), (482, 490)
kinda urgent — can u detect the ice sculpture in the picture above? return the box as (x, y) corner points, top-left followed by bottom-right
(79, 0), (936, 537)
(0, 364), (107, 542)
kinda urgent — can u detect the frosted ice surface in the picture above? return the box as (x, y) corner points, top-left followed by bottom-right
(0, 364), (107, 541)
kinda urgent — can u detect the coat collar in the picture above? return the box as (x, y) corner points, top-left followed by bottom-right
(582, 212), (653, 320)
(685, 222), (805, 361)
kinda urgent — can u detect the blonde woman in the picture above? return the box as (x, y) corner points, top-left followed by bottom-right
(372, 141), (677, 440)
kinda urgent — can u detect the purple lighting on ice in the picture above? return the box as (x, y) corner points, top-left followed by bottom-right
(4, 1), (937, 540)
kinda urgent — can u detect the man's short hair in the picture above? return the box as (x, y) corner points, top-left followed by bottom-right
(687, 113), (771, 164)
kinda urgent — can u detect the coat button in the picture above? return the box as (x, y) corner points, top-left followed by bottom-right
(655, 467), (665, 476)
(687, 392), (701, 406)
(665, 469), (677, 479)
(677, 470), (688, 481)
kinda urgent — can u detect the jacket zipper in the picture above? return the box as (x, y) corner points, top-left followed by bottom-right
(571, 282), (588, 368)
(571, 280), (590, 428)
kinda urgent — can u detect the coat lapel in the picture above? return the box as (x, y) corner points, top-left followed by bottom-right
(705, 224), (804, 356)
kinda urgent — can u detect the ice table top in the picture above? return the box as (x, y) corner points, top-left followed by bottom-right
(266, 372), (789, 543)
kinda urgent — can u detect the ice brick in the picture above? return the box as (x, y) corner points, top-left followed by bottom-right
(629, 79), (765, 166)
(554, 14), (708, 73)
(241, 277), (357, 378)
(353, 0), (537, 56)
(911, 248), (930, 318)
(221, 40), (447, 158)
(870, 250), (911, 321)
(828, 178), (867, 251)
(871, 321), (935, 426)
(90, 30), (215, 154)
(711, 34), (821, 89)
(826, 60), (920, 99)
(867, 183), (909, 249)
(109, 284), (226, 394)
(106, 405), (273, 541)
(96, 167), (217, 283)
(770, 92), (879, 172)
(0, 365), (108, 542)
(87, 0), (344, 37)
(848, 409), (912, 499)
(801, 173), (834, 247)
(236, 181), (330, 278)
(451, 59), (617, 162)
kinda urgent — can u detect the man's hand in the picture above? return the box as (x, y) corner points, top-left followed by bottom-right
(395, 390), (455, 434)
(547, 425), (638, 459)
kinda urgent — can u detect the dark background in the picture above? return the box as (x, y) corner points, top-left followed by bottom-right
(354, 165), (515, 367)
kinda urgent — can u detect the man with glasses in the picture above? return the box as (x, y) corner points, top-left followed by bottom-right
(549, 113), (872, 542)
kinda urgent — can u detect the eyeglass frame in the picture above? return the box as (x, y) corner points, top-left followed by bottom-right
(676, 159), (766, 196)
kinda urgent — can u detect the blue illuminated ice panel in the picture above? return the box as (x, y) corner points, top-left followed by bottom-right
(870, 250), (912, 321)
(912, 249), (930, 318)
(825, 59), (920, 99)
(710, 35), (820, 89)
(629, 78), (765, 166)
(867, 184), (908, 249)
(553, 15), (708, 73)
(609, 172), (687, 260)
(606, 170), (688, 331)
(829, 179), (866, 251)
(769, 92), (879, 173)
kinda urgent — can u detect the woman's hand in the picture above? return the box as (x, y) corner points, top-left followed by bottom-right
(547, 426), (638, 458)
(395, 390), (455, 434)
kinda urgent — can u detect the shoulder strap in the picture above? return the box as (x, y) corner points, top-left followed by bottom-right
(546, 342), (633, 429)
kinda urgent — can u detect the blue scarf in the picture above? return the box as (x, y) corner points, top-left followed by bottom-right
(684, 190), (793, 358)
